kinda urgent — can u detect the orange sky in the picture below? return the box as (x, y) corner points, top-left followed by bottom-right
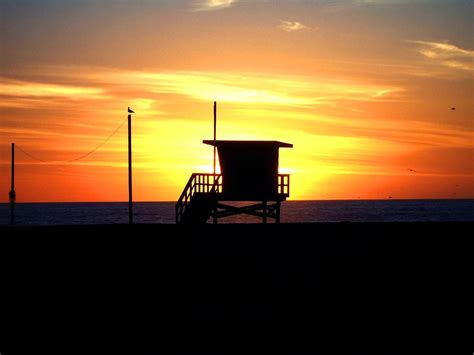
(0, 0), (473, 202)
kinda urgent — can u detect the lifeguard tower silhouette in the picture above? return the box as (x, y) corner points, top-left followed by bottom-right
(176, 139), (293, 224)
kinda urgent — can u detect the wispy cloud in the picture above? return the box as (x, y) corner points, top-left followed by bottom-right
(320, 0), (427, 14)
(0, 79), (106, 100)
(1, 67), (403, 110)
(408, 40), (474, 72)
(193, 0), (235, 12)
(279, 20), (308, 32)
(354, 0), (427, 4)
(124, 71), (402, 106)
(130, 71), (317, 105)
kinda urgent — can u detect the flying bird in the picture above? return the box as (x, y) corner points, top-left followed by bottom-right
(128, 107), (135, 113)
(407, 169), (417, 173)
(451, 107), (456, 110)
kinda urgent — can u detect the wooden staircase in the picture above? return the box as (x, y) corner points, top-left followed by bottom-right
(176, 173), (222, 224)
(176, 173), (290, 224)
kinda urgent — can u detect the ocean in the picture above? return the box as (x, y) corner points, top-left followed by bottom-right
(1, 199), (473, 226)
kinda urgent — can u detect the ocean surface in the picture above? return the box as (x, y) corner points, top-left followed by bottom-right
(1, 200), (473, 226)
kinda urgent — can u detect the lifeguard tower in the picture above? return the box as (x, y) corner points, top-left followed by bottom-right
(176, 140), (292, 224)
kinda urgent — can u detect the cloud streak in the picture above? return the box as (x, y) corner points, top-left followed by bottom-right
(193, 0), (235, 12)
(1, 68), (404, 110)
(123, 70), (402, 106)
(408, 40), (474, 72)
(279, 20), (308, 32)
(354, 0), (428, 4)
(0, 79), (106, 100)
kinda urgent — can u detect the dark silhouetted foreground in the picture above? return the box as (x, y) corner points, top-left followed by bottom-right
(0, 222), (471, 353)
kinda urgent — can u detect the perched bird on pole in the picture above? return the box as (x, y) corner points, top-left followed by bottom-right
(128, 107), (135, 114)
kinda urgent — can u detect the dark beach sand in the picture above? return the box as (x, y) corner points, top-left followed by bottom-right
(1, 222), (472, 353)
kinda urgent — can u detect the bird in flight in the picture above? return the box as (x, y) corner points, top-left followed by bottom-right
(128, 107), (135, 113)
(407, 168), (417, 173)
(451, 107), (456, 110)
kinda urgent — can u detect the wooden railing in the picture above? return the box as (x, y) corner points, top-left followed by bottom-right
(176, 173), (290, 223)
(176, 173), (222, 224)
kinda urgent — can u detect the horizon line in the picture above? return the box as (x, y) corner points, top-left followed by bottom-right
(1, 197), (473, 204)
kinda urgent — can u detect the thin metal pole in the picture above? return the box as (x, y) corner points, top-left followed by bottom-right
(128, 114), (133, 224)
(213, 101), (217, 224)
(10, 143), (15, 227)
(213, 101), (217, 177)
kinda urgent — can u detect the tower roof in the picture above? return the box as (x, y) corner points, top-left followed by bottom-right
(203, 140), (293, 148)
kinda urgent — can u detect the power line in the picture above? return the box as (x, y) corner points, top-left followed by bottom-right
(68, 118), (127, 162)
(15, 118), (127, 164)
(15, 145), (47, 162)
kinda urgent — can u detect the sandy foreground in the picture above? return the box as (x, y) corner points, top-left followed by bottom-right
(1, 222), (471, 353)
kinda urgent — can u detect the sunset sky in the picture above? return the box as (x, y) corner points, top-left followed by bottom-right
(1, 0), (473, 202)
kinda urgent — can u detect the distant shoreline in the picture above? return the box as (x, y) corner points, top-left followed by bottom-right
(1, 198), (473, 204)
(2, 200), (472, 225)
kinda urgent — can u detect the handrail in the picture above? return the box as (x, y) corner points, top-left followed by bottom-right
(176, 173), (290, 223)
(176, 173), (222, 224)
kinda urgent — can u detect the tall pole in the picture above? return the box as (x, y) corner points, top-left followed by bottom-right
(213, 102), (217, 224)
(128, 113), (133, 225)
(9, 143), (15, 227)
(213, 101), (217, 178)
